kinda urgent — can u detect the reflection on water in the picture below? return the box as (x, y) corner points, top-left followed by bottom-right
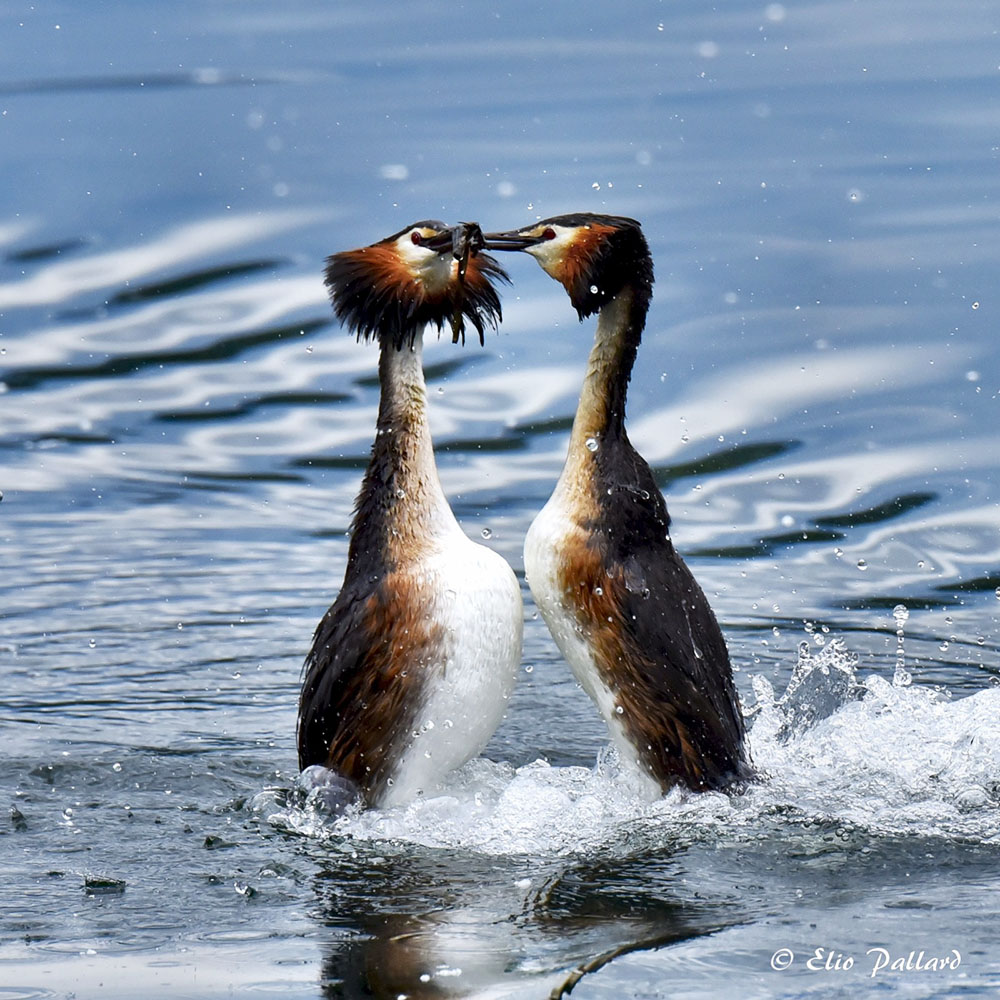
(311, 850), (726, 999)
(3, 0), (1000, 997)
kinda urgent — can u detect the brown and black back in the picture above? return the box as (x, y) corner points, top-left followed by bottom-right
(568, 433), (750, 791)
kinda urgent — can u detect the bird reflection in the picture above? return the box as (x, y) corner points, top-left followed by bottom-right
(308, 848), (735, 998)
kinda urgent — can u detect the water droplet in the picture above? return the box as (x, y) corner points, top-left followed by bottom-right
(615, 705), (624, 715)
(480, 527), (492, 539)
(395, 489), (406, 500)
(995, 587), (1000, 601)
(88, 638), (96, 649)
(834, 547), (844, 557)
(585, 436), (599, 452)
(594, 586), (603, 596)
(589, 284), (599, 294)
(971, 301), (980, 310)
(112, 762), (122, 773)
(524, 664), (533, 673)
(893, 604), (911, 686)
(856, 559), (868, 571)
(443, 719), (454, 728)
(966, 370), (981, 382)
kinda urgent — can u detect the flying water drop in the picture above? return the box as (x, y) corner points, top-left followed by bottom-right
(893, 604), (911, 687)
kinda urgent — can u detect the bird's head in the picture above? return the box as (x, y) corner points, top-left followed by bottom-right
(325, 220), (509, 349)
(483, 213), (652, 320)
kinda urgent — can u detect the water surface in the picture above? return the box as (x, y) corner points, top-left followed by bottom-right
(2, 1), (999, 997)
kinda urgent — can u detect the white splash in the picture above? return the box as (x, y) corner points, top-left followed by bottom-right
(265, 640), (1000, 854)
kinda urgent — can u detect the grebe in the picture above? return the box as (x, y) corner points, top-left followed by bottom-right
(297, 221), (523, 808)
(483, 214), (750, 795)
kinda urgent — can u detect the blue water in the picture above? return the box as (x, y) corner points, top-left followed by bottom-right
(2, 2), (999, 997)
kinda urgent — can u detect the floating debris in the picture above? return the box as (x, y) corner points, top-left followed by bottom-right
(10, 805), (27, 831)
(203, 834), (238, 850)
(84, 876), (126, 895)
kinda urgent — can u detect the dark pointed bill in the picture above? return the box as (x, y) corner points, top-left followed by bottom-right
(481, 231), (543, 251)
(419, 222), (485, 282)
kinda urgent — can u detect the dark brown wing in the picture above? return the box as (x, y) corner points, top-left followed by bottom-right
(297, 573), (444, 803)
(614, 541), (748, 790)
(574, 440), (750, 791)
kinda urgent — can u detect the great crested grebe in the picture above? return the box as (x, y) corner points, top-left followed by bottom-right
(297, 221), (523, 808)
(483, 214), (750, 795)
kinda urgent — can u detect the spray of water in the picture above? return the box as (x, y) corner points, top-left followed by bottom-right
(259, 636), (1000, 855)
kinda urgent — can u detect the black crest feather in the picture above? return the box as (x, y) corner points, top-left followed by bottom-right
(323, 223), (509, 351)
(543, 214), (653, 323)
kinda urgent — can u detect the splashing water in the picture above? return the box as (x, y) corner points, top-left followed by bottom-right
(262, 639), (1000, 856)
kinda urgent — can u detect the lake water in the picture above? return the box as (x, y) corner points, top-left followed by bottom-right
(2, 1), (999, 997)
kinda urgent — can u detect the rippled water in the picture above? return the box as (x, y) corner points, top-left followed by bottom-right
(2, 1), (999, 997)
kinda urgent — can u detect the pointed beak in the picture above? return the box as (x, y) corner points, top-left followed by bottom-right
(423, 223), (485, 283)
(481, 230), (540, 252)
(422, 228), (461, 252)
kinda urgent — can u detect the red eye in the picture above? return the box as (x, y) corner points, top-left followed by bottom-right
(411, 231), (424, 245)
(542, 228), (557, 241)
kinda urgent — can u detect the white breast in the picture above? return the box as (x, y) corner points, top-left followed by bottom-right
(379, 531), (523, 807)
(524, 497), (661, 800)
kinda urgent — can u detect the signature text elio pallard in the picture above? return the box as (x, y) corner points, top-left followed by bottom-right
(770, 946), (962, 978)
